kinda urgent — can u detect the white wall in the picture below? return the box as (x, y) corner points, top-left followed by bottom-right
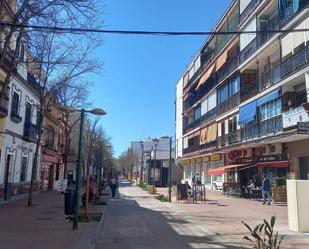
(175, 78), (183, 159)
(0, 73), (40, 184)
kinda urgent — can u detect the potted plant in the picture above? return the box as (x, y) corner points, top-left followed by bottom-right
(272, 177), (287, 203)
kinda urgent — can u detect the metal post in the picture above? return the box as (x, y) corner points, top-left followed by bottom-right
(168, 137), (172, 203)
(140, 142), (144, 183)
(153, 146), (156, 194)
(73, 109), (84, 230)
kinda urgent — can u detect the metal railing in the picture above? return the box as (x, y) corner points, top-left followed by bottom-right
(0, 94), (9, 118)
(241, 115), (283, 141)
(241, 79), (259, 102)
(240, 0), (263, 25)
(218, 92), (240, 115)
(281, 45), (309, 78)
(218, 130), (241, 147)
(260, 64), (281, 90)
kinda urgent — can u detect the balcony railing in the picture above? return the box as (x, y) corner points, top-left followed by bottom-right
(24, 122), (37, 142)
(280, 4), (294, 26)
(183, 143), (201, 155)
(218, 130), (241, 147)
(240, 38), (257, 64)
(241, 115), (283, 141)
(217, 55), (240, 84)
(218, 92), (240, 115)
(10, 112), (22, 123)
(281, 44), (309, 78)
(183, 107), (217, 134)
(187, 67), (202, 87)
(184, 77), (217, 111)
(241, 79), (259, 102)
(260, 64), (281, 90)
(240, 0), (263, 25)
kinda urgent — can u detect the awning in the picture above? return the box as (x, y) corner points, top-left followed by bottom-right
(200, 127), (208, 145)
(208, 163), (252, 175)
(43, 154), (59, 164)
(257, 161), (289, 168)
(216, 50), (227, 71)
(256, 89), (280, 107)
(196, 63), (215, 90)
(239, 100), (257, 125)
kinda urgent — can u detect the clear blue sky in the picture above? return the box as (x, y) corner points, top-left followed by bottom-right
(90, 0), (231, 157)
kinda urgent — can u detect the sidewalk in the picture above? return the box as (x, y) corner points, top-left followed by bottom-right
(0, 190), (107, 249)
(96, 182), (309, 249)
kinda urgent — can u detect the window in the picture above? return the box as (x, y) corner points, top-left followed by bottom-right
(11, 92), (19, 116)
(194, 106), (201, 120)
(218, 76), (240, 104)
(240, 17), (257, 51)
(228, 116), (237, 133)
(201, 91), (217, 116)
(20, 156), (27, 181)
(45, 127), (55, 149)
(183, 137), (188, 149)
(259, 98), (282, 121)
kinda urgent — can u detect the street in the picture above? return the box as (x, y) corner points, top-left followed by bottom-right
(95, 180), (309, 249)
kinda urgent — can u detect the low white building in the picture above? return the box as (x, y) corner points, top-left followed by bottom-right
(0, 63), (40, 201)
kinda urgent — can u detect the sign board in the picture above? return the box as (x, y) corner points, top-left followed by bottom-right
(203, 156), (210, 162)
(211, 154), (222, 161)
(196, 157), (202, 163)
(283, 106), (309, 129)
(55, 179), (68, 192)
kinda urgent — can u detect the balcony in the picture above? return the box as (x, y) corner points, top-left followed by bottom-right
(0, 95), (9, 118)
(281, 44), (309, 78)
(241, 115), (283, 141)
(241, 80), (259, 102)
(183, 143), (201, 155)
(218, 92), (240, 116)
(218, 130), (241, 147)
(184, 77), (217, 111)
(23, 122), (37, 142)
(240, 0), (263, 25)
(240, 38), (257, 64)
(217, 56), (240, 84)
(187, 67), (202, 87)
(260, 64), (281, 90)
(27, 73), (40, 90)
(183, 107), (217, 134)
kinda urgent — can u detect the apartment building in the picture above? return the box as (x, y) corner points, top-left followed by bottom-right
(175, 0), (309, 190)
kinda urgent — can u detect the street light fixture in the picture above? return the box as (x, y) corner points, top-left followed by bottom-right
(72, 107), (106, 230)
(161, 135), (172, 203)
(152, 138), (159, 194)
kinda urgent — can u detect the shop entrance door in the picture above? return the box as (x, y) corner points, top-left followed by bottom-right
(48, 164), (55, 190)
(299, 157), (309, 180)
(4, 155), (13, 201)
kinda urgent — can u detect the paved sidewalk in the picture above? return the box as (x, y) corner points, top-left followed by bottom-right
(96, 181), (309, 249)
(0, 191), (105, 249)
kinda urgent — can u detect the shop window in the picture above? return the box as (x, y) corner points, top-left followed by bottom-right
(20, 156), (27, 181)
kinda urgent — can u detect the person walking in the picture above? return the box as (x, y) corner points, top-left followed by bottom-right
(110, 177), (118, 199)
(262, 175), (272, 205)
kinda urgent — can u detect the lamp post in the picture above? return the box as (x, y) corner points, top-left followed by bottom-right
(161, 136), (172, 203)
(152, 138), (159, 194)
(72, 107), (106, 230)
(139, 141), (144, 183)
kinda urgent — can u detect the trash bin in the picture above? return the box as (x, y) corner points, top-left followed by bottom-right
(64, 188), (76, 215)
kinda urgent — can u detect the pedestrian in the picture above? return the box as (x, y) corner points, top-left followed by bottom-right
(262, 175), (272, 205)
(110, 176), (118, 199)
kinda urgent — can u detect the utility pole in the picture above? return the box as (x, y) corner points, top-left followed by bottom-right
(140, 141), (144, 183)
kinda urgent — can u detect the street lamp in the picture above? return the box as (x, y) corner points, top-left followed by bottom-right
(161, 135), (172, 203)
(139, 141), (144, 183)
(152, 138), (159, 194)
(72, 107), (106, 230)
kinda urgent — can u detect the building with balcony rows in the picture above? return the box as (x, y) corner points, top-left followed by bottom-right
(175, 0), (309, 193)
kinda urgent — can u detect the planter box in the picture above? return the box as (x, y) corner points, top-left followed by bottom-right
(272, 187), (287, 203)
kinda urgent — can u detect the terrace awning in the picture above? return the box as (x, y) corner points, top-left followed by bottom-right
(256, 161), (289, 168)
(208, 163), (252, 175)
(256, 88), (280, 107)
(196, 63), (216, 90)
(239, 100), (257, 125)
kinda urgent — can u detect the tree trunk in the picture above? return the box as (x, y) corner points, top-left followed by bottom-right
(27, 115), (43, 207)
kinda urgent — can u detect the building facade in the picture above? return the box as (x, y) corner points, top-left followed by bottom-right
(175, 0), (309, 190)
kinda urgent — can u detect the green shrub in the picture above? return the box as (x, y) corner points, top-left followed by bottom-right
(155, 194), (168, 202)
(146, 184), (156, 194)
(242, 216), (284, 249)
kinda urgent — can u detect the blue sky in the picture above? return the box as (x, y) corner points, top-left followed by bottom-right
(90, 0), (231, 157)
